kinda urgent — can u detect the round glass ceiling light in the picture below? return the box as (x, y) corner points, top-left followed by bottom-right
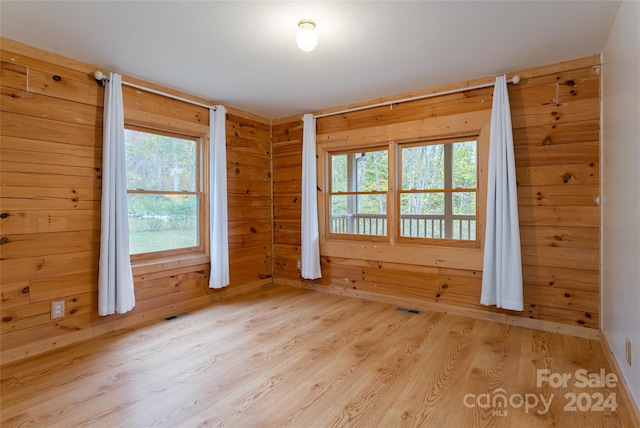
(296, 19), (318, 52)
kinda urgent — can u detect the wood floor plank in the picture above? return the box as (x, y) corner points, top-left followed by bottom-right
(0, 285), (634, 427)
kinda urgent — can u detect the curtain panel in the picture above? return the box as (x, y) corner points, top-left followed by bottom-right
(98, 73), (136, 316)
(301, 114), (322, 279)
(480, 75), (524, 311)
(209, 106), (230, 288)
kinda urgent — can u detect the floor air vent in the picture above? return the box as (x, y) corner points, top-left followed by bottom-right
(395, 307), (422, 315)
(162, 312), (191, 321)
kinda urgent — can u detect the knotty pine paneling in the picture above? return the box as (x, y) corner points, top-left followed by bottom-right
(0, 39), (272, 362)
(272, 55), (602, 331)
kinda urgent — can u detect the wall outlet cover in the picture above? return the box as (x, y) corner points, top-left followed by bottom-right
(51, 300), (65, 320)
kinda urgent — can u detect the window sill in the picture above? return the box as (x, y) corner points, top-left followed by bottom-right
(131, 252), (209, 277)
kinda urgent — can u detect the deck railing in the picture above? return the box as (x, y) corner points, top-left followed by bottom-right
(331, 214), (476, 240)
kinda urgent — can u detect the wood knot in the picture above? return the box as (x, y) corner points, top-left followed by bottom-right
(585, 312), (592, 318)
(2, 317), (12, 323)
(0, 213), (9, 219)
(250, 227), (257, 233)
(245, 189), (250, 194)
(554, 235), (564, 241)
(441, 284), (448, 289)
(235, 168), (240, 174)
(564, 293), (571, 298)
(577, 320), (585, 325)
(0, 237), (9, 245)
(562, 173), (573, 183)
(548, 281), (554, 286)
(565, 80), (576, 87)
(542, 137), (552, 146)
(293, 197), (298, 203)
(267, 172), (272, 178)
(52, 75), (62, 81)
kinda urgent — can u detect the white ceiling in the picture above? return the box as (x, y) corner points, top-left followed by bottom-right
(0, 1), (620, 119)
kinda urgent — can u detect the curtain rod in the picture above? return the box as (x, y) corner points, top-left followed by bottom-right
(94, 70), (217, 110)
(314, 75), (520, 119)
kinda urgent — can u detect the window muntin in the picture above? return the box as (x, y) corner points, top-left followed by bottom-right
(125, 127), (201, 255)
(399, 138), (477, 241)
(329, 149), (388, 236)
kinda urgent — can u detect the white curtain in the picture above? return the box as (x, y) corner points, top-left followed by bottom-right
(301, 114), (322, 279)
(481, 75), (523, 311)
(209, 106), (230, 288)
(98, 73), (136, 316)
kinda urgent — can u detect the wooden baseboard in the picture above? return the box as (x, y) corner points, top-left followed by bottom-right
(274, 276), (600, 340)
(598, 333), (640, 426)
(0, 278), (272, 366)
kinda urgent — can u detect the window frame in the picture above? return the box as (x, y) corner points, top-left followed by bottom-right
(326, 146), (390, 242)
(124, 124), (208, 264)
(316, 114), (490, 270)
(397, 136), (480, 248)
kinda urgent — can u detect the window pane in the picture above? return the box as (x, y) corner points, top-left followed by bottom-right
(330, 194), (386, 236)
(128, 194), (198, 254)
(400, 192), (446, 238)
(453, 141), (477, 188)
(453, 192), (476, 216)
(400, 192), (444, 216)
(355, 150), (388, 191)
(125, 129), (197, 192)
(453, 192), (476, 240)
(399, 192), (476, 240)
(401, 144), (444, 190)
(452, 217), (476, 241)
(331, 154), (348, 192)
(331, 150), (388, 193)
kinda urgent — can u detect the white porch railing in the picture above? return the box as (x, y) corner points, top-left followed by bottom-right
(331, 214), (476, 240)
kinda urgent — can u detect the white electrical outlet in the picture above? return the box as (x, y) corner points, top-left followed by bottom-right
(626, 337), (632, 366)
(51, 300), (65, 320)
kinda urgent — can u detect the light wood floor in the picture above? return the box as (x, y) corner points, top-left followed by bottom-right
(0, 285), (634, 427)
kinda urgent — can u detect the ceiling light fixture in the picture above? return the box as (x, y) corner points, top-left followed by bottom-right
(296, 19), (318, 52)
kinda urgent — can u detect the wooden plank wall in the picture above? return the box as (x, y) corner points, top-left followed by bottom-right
(0, 39), (272, 362)
(273, 55), (601, 331)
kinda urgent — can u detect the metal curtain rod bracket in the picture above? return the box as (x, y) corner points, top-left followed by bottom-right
(94, 70), (108, 86)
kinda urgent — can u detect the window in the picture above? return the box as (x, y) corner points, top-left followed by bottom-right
(399, 138), (477, 241)
(125, 127), (202, 256)
(329, 148), (388, 237)
(326, 136), (478, 245)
